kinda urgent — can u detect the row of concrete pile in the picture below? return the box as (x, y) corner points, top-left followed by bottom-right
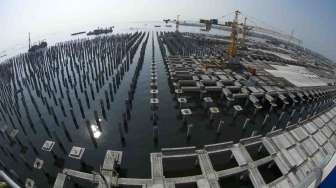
(0, 32), (150, 186)
(159, 32), (229, 57)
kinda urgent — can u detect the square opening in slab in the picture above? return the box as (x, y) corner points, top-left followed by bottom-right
(42, 140), (55, 152)
(257, 161), (283, 184)
(163, 156), (202, 178)
(69, 146), (85, 159)
(245, 143), (270, 161)
(219, 171), (253, 188)
(209, 150), (238, 171)
(178, 98), (187, 103)
(181, 109), (192, 116)
(175, 182), (198, 188)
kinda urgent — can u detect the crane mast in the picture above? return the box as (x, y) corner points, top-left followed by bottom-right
(227, 10), (240, 58)
(176, 15), (180, 32)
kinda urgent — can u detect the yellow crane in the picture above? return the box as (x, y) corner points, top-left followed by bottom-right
(227, 10), (240, 58)
(199, 11), (249, 59)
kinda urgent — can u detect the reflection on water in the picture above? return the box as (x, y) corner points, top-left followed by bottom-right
(90, 124), (101, 139)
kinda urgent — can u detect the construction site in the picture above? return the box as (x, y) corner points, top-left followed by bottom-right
(0, 9), (336, 188)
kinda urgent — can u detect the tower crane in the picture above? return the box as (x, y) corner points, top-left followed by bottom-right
(198, 10), (250, 61)
(227, 10), (240, 58)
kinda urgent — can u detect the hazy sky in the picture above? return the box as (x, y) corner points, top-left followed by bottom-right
(1, 0), (335, 61)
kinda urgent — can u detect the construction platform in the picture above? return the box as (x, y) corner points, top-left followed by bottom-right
(52, 106), (336, 188)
